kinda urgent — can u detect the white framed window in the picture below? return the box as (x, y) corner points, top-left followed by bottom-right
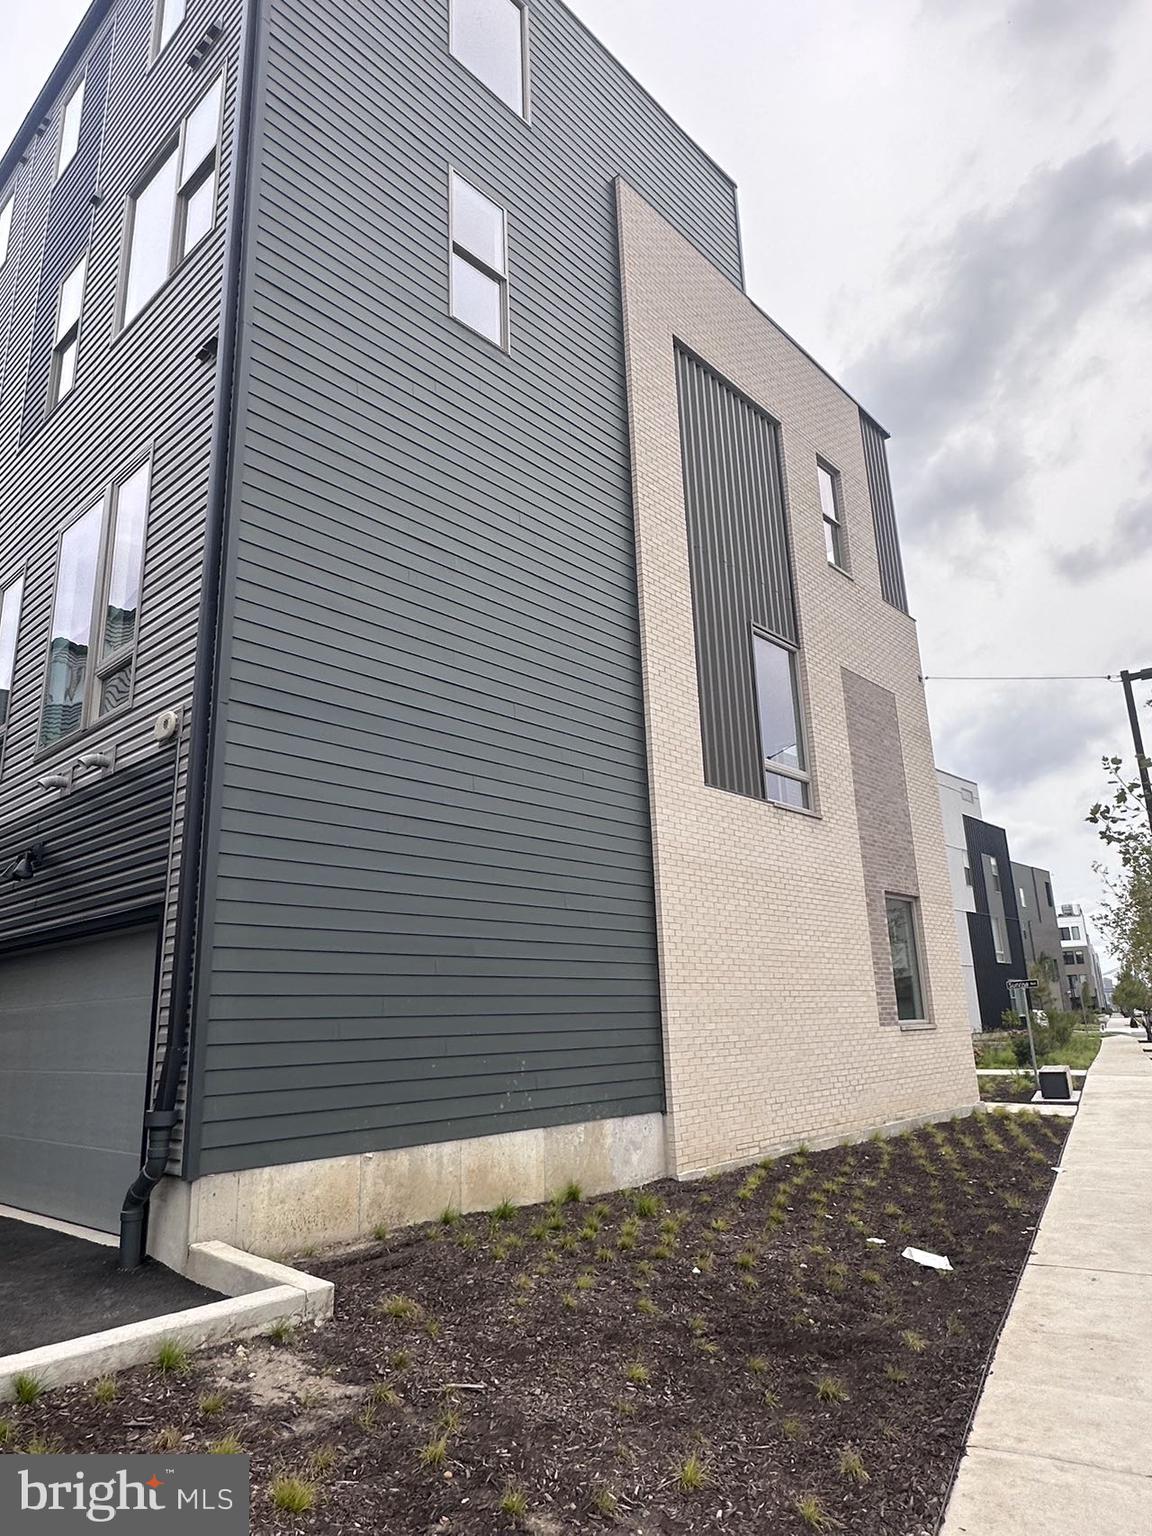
(886, 895), (927, 1022)
(991, 914), (1008, 963)
(154, 0), (187, 55)
(752, 631), (810, 809)
(449, 0), (527, 117)
(1018, 885), (1027, 909)
(123, 75), (223, 326)
(57, 77), (85, 179)
(963, 855), (973, 888)
(0, 191), (14, 269)
(0, 573), (24, 737)
(49, 254), (87, 408)
(39, 459), (152, 749)
(817, 461), (847, 571)
(449, 170), (508, 349)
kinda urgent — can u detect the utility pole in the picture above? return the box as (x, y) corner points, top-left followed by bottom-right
(1120, 667), (1152, 836)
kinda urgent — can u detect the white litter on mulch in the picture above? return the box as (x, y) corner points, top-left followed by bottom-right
(901, 1246), (953, 1271)
(866, 1237), (886, 1246)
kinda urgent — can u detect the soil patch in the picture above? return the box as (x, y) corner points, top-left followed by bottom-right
(4, 1111), (1068, 1535)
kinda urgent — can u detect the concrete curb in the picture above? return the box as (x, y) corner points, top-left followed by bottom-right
(0, 1242), (333, 1401)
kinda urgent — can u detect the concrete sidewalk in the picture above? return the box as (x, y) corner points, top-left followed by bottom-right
(942, 1035), (1152, 1535)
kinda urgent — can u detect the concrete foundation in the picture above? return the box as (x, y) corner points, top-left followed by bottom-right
(150, 1111), (667, 1265)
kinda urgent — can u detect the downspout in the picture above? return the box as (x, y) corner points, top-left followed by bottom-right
(119, 0), (261, 1269)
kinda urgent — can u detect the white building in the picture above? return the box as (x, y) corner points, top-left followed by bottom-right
(1057, 903), (1109, 1011)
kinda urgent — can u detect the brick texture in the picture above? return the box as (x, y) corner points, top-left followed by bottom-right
(615, 181), (977, 1176)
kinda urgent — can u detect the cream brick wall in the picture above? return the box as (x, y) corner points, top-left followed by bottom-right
(615, 181), (977, 1176)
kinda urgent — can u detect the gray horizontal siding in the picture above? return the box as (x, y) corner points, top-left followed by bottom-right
(0, 0), (247, 1158)
(187, 0), (744, 1174)
(676, 346), (797, 801)
(859, 412), (910, 614)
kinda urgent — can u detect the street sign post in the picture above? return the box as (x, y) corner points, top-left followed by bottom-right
(1008, 979), (1039, 1093)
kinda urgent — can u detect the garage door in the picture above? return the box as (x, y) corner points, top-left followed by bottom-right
(0, 926), (158, 1233)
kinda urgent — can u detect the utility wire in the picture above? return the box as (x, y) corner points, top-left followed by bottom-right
(920, 674), (1117, 682)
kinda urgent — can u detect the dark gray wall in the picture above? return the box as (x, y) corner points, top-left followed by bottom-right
(186, 0), (744, 1175)
(964, 815), (1026, 1031)
(675, 346), (797, 802)
(859, 414), (909, 614)
(1011, 861), (1063, 1006)
(0, 0), (244, 958)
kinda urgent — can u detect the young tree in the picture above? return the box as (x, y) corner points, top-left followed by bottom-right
(1112, 968), (1152, 1016)
(1088, 741), (1152, 1038)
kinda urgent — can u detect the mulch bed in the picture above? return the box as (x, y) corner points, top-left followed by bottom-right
(3, 1111), (1068, 1535)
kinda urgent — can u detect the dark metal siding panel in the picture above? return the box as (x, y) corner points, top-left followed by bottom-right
(963, 814), (1026, 1031)
(0, 0), (249, 1167)
(859, 412), (910, 614)
(0, 754), (174, 950)
(189, 0), (744, 1176)
(675, 347), (796, 800)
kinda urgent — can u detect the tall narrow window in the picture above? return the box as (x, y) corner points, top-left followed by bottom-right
(886, 896), (926, 1021)
(50, 254), (86, 408)
(991, 915), (1008, 963)
(123, 76), (222, 325)
(0, 574), (23, 734)
(155, 0), (187, 54)
(57, 78), (85, 179)
(42, 502), (102, 747)
(97, 461), (150, 716)
(39, 461), (152, 747)
(0, 191), (13, 269)
(450, 0), (527, 116)
(177, 77), (223, 258)
(752, 632), (810, 809)
(449, 171), (508, 348)
(817, 462), (847, 570)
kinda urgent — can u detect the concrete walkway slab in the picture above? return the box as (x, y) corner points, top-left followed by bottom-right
(942, 1036), (1152, 1534)
(944, 1448), (1152, 1536)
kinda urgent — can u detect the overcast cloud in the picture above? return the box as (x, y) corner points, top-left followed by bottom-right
(4, 1), (1149, 969)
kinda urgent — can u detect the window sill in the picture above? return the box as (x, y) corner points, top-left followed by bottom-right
(895, 1018), (935, 1033)
(827, 560), (854, 581)
(31, 699), (133, 768)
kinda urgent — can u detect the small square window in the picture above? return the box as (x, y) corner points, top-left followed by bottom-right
(449, 171), (508, 348)
(450, 0), (527, 116)
(886, 896), (926, 1022)
(57, 78), (85, 179)
(817, 462), (847, 570)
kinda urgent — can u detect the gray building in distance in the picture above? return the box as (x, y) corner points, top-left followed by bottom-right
(1012, 861), (1064, 1012)
(0, 0), (975, 1267)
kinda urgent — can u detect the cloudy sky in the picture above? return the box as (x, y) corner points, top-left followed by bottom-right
(5, 1), (1149, 967)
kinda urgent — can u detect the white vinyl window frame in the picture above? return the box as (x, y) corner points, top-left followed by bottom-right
(886, 892), (929, 1025)
(120, 73), (225, 329)
(448, 168), (510, 350)
(448, 0), (530, 119)
(153, 0), (188, 58)
(36, 455), (153, 755)
(0, 190), (14, 269)
(57, 76), (86, 180)
(0, 569), (26, 746)
(817, 459), (849, 572)
(49, 253), (87, 410)
(750, 627), (813, 812)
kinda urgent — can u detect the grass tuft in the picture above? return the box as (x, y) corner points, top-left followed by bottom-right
(499, 1486), (529, 1517)
(677, 1454), (707, 1493)
(901, 1329), (928, 1354)
(558, 1180), (583, 1205)
(92, 1377), (118, 1405)
(154, 1340), (191, 1375)
(815, 1376), (848, 1403)
(419, 1435), (449, 1467)
(625, 1361), (650, 1385)
(591, 1485), (618, 1516)
(269, 1476), (315, 1513)
(839, 1447), (869, 1485)
(794, 1493), (836, 1530)
(14, 1372), (43, 1404)
(209, 1435), (244, 1455)
(267, 1318), (297, 1345)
